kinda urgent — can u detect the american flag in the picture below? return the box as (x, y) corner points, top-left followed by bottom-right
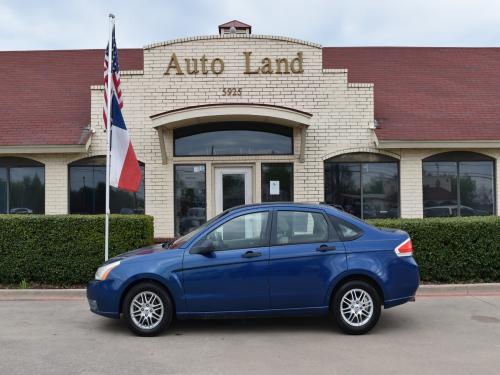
(103, 25), (123, 126)
(101, 24), (141, 193)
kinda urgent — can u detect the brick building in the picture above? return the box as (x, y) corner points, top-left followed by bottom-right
(1, 21), (499, 238)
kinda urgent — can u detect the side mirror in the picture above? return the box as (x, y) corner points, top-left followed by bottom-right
(190, 239), (214, 255)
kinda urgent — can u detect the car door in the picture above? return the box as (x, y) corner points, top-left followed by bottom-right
(182, 210), (271, 313)
(268, 208), (347, 309)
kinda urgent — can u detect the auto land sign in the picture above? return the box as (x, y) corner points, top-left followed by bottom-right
(164, 52), (304, 76)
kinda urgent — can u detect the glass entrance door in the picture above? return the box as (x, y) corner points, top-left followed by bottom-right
(215, 167), (253, 214)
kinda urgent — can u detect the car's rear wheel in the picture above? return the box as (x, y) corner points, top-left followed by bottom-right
(123, 282), (173, 336)
(332, 280), (381, 335)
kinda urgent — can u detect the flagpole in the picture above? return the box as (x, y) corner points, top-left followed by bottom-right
(105, 13), (115, 261)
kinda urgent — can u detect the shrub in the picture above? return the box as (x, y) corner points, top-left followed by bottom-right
(1, 214), (497, 285)
(368, 216), (500, 283)
(0, 215), (154, 286)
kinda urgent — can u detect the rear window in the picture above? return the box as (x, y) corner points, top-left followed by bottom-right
(329, 216), (363, 241)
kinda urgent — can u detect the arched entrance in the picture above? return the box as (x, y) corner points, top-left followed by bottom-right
(150, 103), (312, 235)
(150, 103), (312, 163)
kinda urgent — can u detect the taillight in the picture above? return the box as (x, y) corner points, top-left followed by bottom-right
(395, 238), (413, 257)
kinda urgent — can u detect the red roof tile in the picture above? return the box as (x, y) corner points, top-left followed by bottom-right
(0, 49), (143, 146)
(1, 46), (499, 147)
(323, 47), (500, 141)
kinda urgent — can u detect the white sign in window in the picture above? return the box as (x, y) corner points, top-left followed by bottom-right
(270, 180), (280, 195)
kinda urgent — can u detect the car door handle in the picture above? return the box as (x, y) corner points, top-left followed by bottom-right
(242, 251), (262, 258)
(316, 245), (336, 252)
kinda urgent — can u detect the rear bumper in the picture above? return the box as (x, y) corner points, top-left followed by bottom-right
(86, 279), (121, 319)
(384, 294), (416, 308)
(383, 256), (420, 308)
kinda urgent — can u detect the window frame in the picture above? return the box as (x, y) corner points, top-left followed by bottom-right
(67, 156), (145, 215)
(0, 157), (45, 214)
(193, 210), (272, 252)
(173, 163), (207, 237)
(422, 152), (496, 217)
(270, 209), (337, 246)
(261, 162), (294, 202)
(324, 153), (401, 220)
(173, 122), (294, 157)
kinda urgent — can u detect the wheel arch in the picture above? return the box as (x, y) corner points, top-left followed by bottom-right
(328, 272), (385, 308)
(119, 276), (177, 315)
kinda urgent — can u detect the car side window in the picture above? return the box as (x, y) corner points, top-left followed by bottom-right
(202, 211), (269, 251)
(273, 211), (329, 245)
(330, 217), (363, 240)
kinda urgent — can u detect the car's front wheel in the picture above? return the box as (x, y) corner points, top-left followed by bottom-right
(332, 280), (381, 335)
(123, 282), (173, 336)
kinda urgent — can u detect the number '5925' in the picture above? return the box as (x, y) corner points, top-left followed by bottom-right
(222, 88), (242, 96)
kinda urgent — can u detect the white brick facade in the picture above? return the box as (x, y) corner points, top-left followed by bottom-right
(122, 34), (376, 237)
(4, 34), (499, 237)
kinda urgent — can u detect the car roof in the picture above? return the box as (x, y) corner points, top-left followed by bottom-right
(226, 202), (331, 213)
(225, 202), (372, 229)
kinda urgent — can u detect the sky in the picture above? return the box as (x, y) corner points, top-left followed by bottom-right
(1, 0), (500, 50)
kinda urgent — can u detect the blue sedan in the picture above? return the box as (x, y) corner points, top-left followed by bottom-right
(87, 203), (419, 336)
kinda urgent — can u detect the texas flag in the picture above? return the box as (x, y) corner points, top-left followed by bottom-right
(109, 95), (141, 191)
(103, 26), (141, 192)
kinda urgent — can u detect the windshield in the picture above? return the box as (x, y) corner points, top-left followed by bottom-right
(169, 210), (229, 248)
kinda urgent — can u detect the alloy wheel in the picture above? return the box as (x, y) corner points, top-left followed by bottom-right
(129, 291), (165, 330)
(340, 288), (374, 327)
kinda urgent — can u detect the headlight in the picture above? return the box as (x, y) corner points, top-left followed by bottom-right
(95, 260), (121, 281)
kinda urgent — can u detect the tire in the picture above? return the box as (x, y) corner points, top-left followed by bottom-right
(123, 282), (174, 336)
(332, 280), (381, 335)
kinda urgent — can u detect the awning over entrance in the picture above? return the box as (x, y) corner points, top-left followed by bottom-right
(150, 103), (312, 163)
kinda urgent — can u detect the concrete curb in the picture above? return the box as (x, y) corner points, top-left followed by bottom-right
(0, 289), (86, 300)
(417, 283), (500, 296)
(1, 283), (500, 300)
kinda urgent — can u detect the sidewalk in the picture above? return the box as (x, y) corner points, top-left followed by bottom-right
(1, 283), (500, 301)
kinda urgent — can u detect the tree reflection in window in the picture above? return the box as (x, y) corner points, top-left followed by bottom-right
(423, 152), (495, 217)
(69, 156), (145, 214)
(174, 165), (206, 237)
(324, 153), (399, 219)
(0, 157), (45, 214)
(174, 122), (293, 156)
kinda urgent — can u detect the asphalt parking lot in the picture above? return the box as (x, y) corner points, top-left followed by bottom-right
(1, 295), (499, 375)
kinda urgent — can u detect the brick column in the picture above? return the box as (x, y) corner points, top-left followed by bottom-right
(399, 150), (423, 218)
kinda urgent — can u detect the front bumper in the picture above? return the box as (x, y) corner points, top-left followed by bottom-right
(86, 279), (121, 319)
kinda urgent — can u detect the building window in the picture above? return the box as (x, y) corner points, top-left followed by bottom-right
(69, 156), (145, 214)
(173, 122), (293, 156)
(422, 152), (495, 217)
(175, 165), (206, 237)
(0, 157), (45, 214)
(324, 152), (400, 219)
(261, 163), (293, 202)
